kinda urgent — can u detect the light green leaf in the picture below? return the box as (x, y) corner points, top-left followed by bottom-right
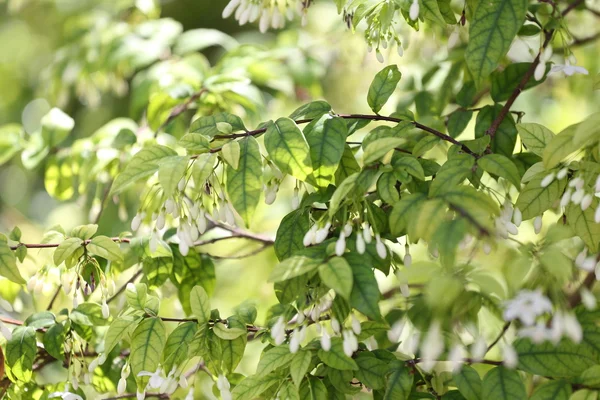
(420, 0), (448, 26)
(190, 112), (246, 138)
(407, 198), (448, 242)
(171, 248), (216, 315)
(25, 311), (55, 328)
(264, 117), (313, 181)
(278, 381), (300, 400)
(43, 322), (67, 361)
(40, 108), (74, 147)
(220, 316), (247, 374)
(573, 111), (600, 147)
(355, 353), (389, 390)
(389, 192), (427, 237)
(269, 256), (321, 283)
(88, 236), (123, 262)
(226, 136), (262, 227)
(481, 366), (526, 400)
(290, 350), (313, 387)
(70, 224), (98, 240)
(162, 322), (197, 372)
(368, 65), (402, 114)
(158, 155), (189, 197)
(515, 338), (598, 377)
(521, 162), (546, 183)
(104, 316), (140, 355)
(477, 154), (521, 188)
(256, 346), (296, 377)
(289, 101), (331, 120)
(126, 283), (148, 310)
(213, 322), (246, 340)
(318, 257), (354, 300)
(566, 199), (600, 252)
(543, 123), (578, 169)
(317, 338), (359, 370)
(192, 153), (216, 187)
(363, 137), (406, 165)
(530, 380), (572, 400)
(178, 133), (210, 153)
(111, 145), (177, 195)
(384, 362), (413, 400)
(53, 237), (83, 266)
(6, 326), (36, 382)
(173, 28), (237, 54)
(222, 140), (241, 170)
(453, 365), (482, 400)
(230, 371), (282, 400)
(0, 239), (25, 284)
(130, 317), (167, 387)
(305, 115), (348, 188)
(274, 209), (310, 261)
(346, 253), (382, 320)
(465, 0), (528, 87)
(448, 110), (473, 138)
(0, 124), (23, 166)
(299, 376), (329, 400)
(517, 123), (554, 157)
(329, 173), (359, 217)
(515, 174), (566, 220)
(190, 285), (211, 324)
(429, 155), (475, 196)
(335, 144), (361, 184)
(377, 172), (399, 204)
(474, 104), (517, 157)
(393, 155), (425, 181)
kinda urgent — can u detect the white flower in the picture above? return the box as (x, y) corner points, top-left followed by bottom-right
(595, 174), (600, 192)
(320, 330), (331, 351)
(595, 204), (600, 223)
(356, 234), (366, 254)
(470, 335), (487, 362)
(289, 329), (301, 354)
(397, 44), (404, 57)
(400, 283), (410, 298)
(49, 392), (83, 400)
(314, 224), (330, 244)
(557, 168), (568, 180)
(376, 49), (384, 63)
(503, 289), (552, 326)
(101, 299), (110, 319)
(342, 330), (358, 357)
(571, 188), (585, 205)
(420, 321), (443, 372)
(335, 233), (346, 256)
(534, 215), (543, 234)
(534, 62), (546, 81)
(409, 0), (420, 20)
(217, 374), (231, 391)
(403, 331), (420, 355)
(502, 344), (518, 368)
(331, 318), (341, 334)
(512, 208), (522, 227)
(222, 0), (241, 18)
(569, 177), (585, 190)
(448, 343), (465, 371)
(375, 234), (387, 259)
(387, 319), (405, 343)
(271, 316), (286, 345)
(137, 367), (165, 389)
(549, 60), (589, 77)
(550, 311), (582, 343)
(362, 224), (372, 244)
(581, 194), (593, 211)
(164, 198), (175, 214)
(303, 225), (317, 247)
(351, 314), (362, 335)
(540, 172), (555, 188)
(185, 387), (195, 400)
(291, 188), (300, 210)
(581, 256), (597, 272)
(137, 390), (145, 400)
(264, 184), (277, 205)
(343, 223), (353, 237)
(117, 377), (127, 394)
(131, 213), (142, 231)
(560, 189), (572, 208)
(0, 320), (12, 340)
(581, 288), (597, 310)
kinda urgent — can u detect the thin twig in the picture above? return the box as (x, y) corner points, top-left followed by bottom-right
(106, 269), (143, 304)
(9, 237), (131, 251)
(93, 181), (114, 225)
(154, 89), (208, 137)
(410, 357), (503, 366)
(46, 287), (62, 311)
(104, 394), (169, 400)
(486, 322), (511, 352)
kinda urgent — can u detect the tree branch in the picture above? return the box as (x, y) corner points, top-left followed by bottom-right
(487, 322), (511, 352)
(154, 89), (208, 136)
(106, 269), (143, 304)
(9, 237), (131, 251)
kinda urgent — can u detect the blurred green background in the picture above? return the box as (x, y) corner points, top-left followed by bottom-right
(0, 0), (599, 397)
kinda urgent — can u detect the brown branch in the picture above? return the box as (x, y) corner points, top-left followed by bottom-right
(104, 394), (169, 400)
(410, 357), (503, 366)
(568, 271), (597, 308)
(154, 89), (208, 136)
(106, 269), (143, 304)
(0, 316), (24, 325)
(10, 237), (131, 251)
(46, 287), (62, 311)
(562, 0), (586, 16)
(487, 322), (511, 352)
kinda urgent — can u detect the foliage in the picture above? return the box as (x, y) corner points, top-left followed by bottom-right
(0, 0), (599, 399)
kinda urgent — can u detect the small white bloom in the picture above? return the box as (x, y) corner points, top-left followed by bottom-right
(576, 249), (588, 268)
(331, 318), (341, 334)
(448, 343), (465, 371)
(595, 204), (600, 223)
(351, 314), (361, 335)
(164, 198), (175, 214)
(512, 208), (522, 227)
(303, 225), (317, 247)
(506, 222), (519, 235)
(581, 288), (597, 310)
(185, 387), (195, 400)
(335, 233), (346, 256)
(356, 234), (366, 254)
(178, 178), (186, 192)
(259, 9), (270, 33)
(343, 223), (353, 237)
(179, 240), (190, 257)
(569, 177), (585, 190)
(117, 377), (127, 395)
(217, 374), (230, 391)
(503, 289), (552, 326)
(362, 224), (372, 244)
(289, 330), (301, 354)
(581, 194), (593, 211)
(595, 174), (600, 193)
(571, 188), (585, 205)
(387, 319), (405, 343)
(156, 212), (165, 230)
(49, 392), (84, 400)
(101, 299), (110, 319)
(291, 188), (300, 210)
(320, 330), (331, 351)
(400, 283), (410, 298)
(581, 256), (597, 272)
(557, 168), (568, 180)
(376, 49), (384, 63)
(534, 62), (546, 81)
(549, 60), (589, 77)
(503, 344), (518, 368)
(397, 44), (404, 57)
(541, 45), (553, 61)
(470, 336), (487, 362)
(540, 172), (555, 188)
(409, 0), (420, 20)
(222, 0), (241, 18)
(315, 226), (329, 244)
(421, 321), (443, 372)
(138, 367), (164, 389)
(265, 185), (277, 205)
(131, 213), (142, 231)
(560, 189), (572, 208)
(534, 215), (543, 234)
(375, 234), (387, 259)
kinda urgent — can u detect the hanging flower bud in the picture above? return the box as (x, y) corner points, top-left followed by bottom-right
(534, 62), (546, 81)
(557, 168), (568, 180)
(117, 377), (127, 395)
(179, 240), (190, 257)
(595, 174), (600, 193)
(356, 234), (366, 254)
(335, 233), (346, 256)
(581, 194), (593, 211)
(375, 234), (387, 259)
(571, 188), (585, 205)
(136, 390), (145, 400)
(351, 314), (361, 335)
(595, 203), (600, 223)
(315, 223), (330, 244)
(102, 299), (110, 319)
(534, 215), (543, 234)
(27, 275), (37, 292)
(512, 208), (522, 227)
(156, 211), (166, 230)
(409, 0), (419, 20)
(331, 318), (341, 334)
(303, 225), (317, 247)
(376, 49), (384, 63)
(131, 213), (142, 231)
(540, 172), (555, 188)
(291, 188), (300, 210)
(343, 223), (352, 237)
(320, 330), (331, 351)
(560, 189), (572, 207)
(581, 288), (597, 310)
(165, 198), (175, 214)
(289, 329), (301, 354)
(362, 223), (372, 244)
(448, 343), (465, 371)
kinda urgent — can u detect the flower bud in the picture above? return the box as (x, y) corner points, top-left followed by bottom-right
(560, 189), (572, 207)
(351, 315), (361, 335)
(534, 215), (543, 234)
(512, 208), (522, 227)
(165, 198), (175, 214)
(27, 275), (37, 292)
(117, 377), (127, 395)
(356, 234), (366, 254)
(581, 194), (593, 211)
(102, 299), (110, 319)
(540, 172), (555, 188)
(375, 234), (387, 259)
(131, 213), (142, 231)
(557, 168), (568, 180)
(503, 344), (518, 369)
(335, 233), (346, 256)
(291, 188), (300, 210)
(320, 330), (331, 351)
(343, 223), (352, 237)
(362, 224), (372, 244)
(534, 62), (546, 81)
(409, 0), (419, 20)
(595, 204), (600, 223)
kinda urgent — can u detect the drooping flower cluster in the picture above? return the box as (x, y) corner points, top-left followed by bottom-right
(222, 0), (311, 33)
(534, 46), (588, 80)
(555, 173), (600, 219)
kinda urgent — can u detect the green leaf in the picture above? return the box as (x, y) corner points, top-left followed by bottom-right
(222, 140), (241, 170)
(126, 283), (148, 310)
(515, 174), (566, 220)
(517, 123), (555, 157)
(420, 0), (448, 27)
(481, 366), (526, 400)
(384, 362), (413, 400)
(143, 257), (172, 289)
(111, 145), (177, 195)
(474, 104), (518, 157)
(393, 155), (425, 181)
(304, 115), (348, 188)
(25, 311), (55, 328)
(515, 338), (598, 377)
(130, 317), (167, 387)
(70, 224), (97, 240)
(453, 365), (482, 400)
(192, 153), (216, 187)
(178, 133), (210, 153)
(220, 316), (247, 374)
(477, 154), (521, 188)
(264, 117), (313, 181)
(429, 155), (475, 196)
(317, 338), (359, 370)
(573, 112), (600, 147)
(529, 380), (572, 400)
(158, 155), (189, 197)
(190, 112), (246, 138)
(274, 209), (310, 261)
(226, 136), (262, 227)
(256, 346), (296, 377)
(299, 376), (329, 400)
(40, 108), (74, 147)
(162, 322), (197, 372)
(43, 322), (67, 361)
(355, 353), (389, 390)
(190, 285), (211, 324)
(566, 199), (600, 252)
(318, 257), (354, 300)
(329, 173), (360, 216)
(269, 256), (321, 283)
(377, 172), (400, 204)
(88, 236), (123, 262)
(104, 316), (140, 355)
(230, 371), (282, 400)
(289, 101), (332, 120)
(278, 381), (301, 400)
(346, 253), (382, 320)
(437, 0), (457, 23)
(0, 124), (23, 166)
(335, 144), (361, 184)
(448, 110), (473, 138)
(412, 135), (440, 157)
(6, 326), (36, 382)
(543, 123), (578, 169)
(363, 137), (406, 165)
(173, 28), (237, 54)
(71, 303), (107, 326)
(465, 0), (528, 87)
(171, 247), (216, 315)
(8, 227), (21, 242)
(491, 63), (546, 102)
(0, 239), (25, 284)
(290, 350), (313, 387)
(53, 237), (83, 266)
(368, 65), (402, 114)
(389, 192), (427, 237)
(213, 322), (246, 340)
